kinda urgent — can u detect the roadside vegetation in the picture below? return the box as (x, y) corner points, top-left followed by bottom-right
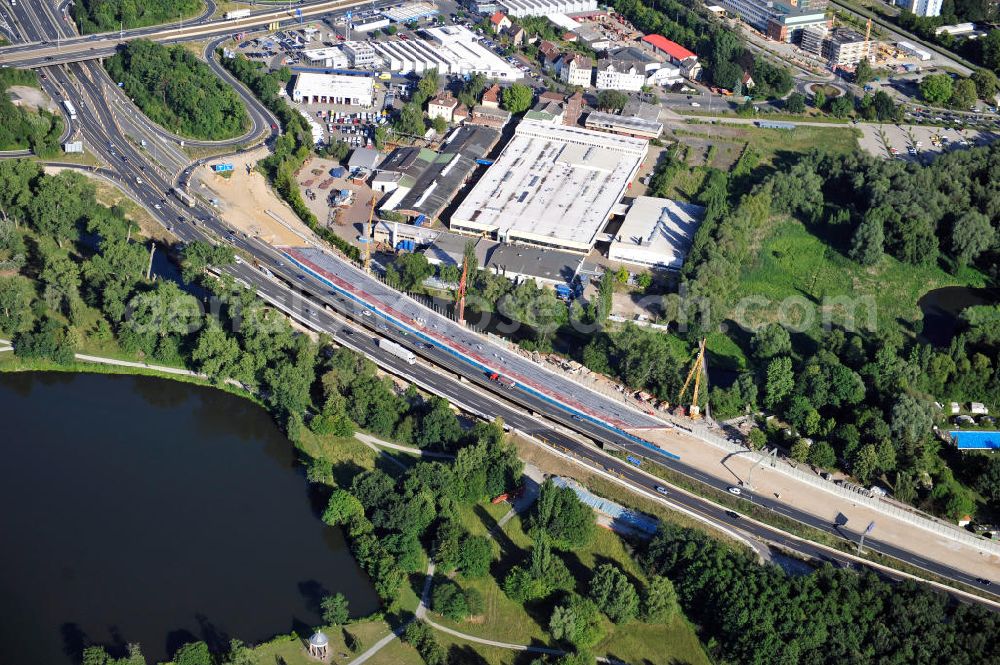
(0, 68), (63, 156)
(105, 40), (249, 140)
(73, 0), (203, 33)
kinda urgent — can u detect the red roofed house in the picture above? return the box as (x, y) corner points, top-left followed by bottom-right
(481, 83), (501, 109)
(490, 11), (511, 33)
(641, 34), (702, 79)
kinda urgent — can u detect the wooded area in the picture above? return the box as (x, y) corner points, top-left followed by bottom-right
(644, 524), (1000, 664)
(73, 0), (203, 33)
(105, 40), (248, 140)
(0, 69), (63, 156)
(612, 0), (794, 98)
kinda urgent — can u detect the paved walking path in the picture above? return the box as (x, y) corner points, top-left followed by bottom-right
(354, 432), (456, 460)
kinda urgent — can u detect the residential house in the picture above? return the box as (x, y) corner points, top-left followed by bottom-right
(558, 53), (593, 87)
(594, 58), (645, 91)
(538, 40), (561, 71)
(454, 103), (469, 123)
(505, 23), (526, 45)
(428, 92), (459, 122)
(481, 83), (502, 108)
(490, 11), (512, 33)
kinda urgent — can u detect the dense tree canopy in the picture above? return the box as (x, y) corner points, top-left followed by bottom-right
(644, 524), (1000, 664)
(73, 0), (203, 33)
(106, 40), (248, 140)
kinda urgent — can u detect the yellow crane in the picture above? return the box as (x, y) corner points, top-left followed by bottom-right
(363, 194), (376, 274)
(678, 338), (708, 419)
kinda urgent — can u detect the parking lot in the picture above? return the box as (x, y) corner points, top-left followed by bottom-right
(859, 122), (998, 161)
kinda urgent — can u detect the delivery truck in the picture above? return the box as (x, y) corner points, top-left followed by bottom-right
(378, 338), (415, 365)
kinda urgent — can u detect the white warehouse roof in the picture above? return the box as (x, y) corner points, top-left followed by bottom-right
(500, 0), (598, 16)
(371, 26), (523, 79)
(608, 196), (705, 269)
(292, 73), (375, 106)
(450, 119), (648, 253)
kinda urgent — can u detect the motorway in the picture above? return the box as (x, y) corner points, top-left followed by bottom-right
(0, 0), (373, 67)
(4, 0), (998, 606)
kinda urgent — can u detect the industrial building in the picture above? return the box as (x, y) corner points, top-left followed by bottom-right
(449, 119), (648, 254)
(292, 72), (375, 106)
(584, 111), (662, 139)
(717, 0), (829, 43)
(302, 46), (350, 68)
(640, 34), (702, 79)
(377, 125), (502, 221)
(371, 26), (523, 79)
(607, 196), (705, 270)
(382, 2), (439, 23)
(423, 233), (586, 286)
(897, 40), (933, 60)
(498, 0), (598, 17)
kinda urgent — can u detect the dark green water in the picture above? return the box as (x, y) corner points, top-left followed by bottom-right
(0, 372), (377, 665)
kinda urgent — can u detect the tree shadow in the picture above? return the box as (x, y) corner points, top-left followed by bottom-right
(447, 644), (491, 665)
(331, 460), (366, 488)
(194, 614), (230, 654)
(298, 579), (332, 616)
(60, 622), (88, 662)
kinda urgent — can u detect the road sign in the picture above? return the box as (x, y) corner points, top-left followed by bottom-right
(212, 163), (234, 173)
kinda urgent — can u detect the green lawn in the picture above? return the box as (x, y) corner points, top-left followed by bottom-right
(250, 621), (422, 665)
(732, 217), (986, 340)
(426, 504), (712, 665)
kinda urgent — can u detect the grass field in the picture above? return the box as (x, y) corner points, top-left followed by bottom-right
(732, 217), (986, 340)
(427, 499), (712, 665)
(250, 621), (422, 665)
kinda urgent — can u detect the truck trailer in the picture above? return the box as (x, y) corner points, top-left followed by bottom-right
(225, 9), (252, 19)
(378, 338), (416, 365)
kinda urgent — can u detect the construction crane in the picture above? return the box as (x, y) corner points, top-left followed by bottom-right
(678, 338), (708, 419)
(457, 256), (469, 324)
(363, 194), (376, 274)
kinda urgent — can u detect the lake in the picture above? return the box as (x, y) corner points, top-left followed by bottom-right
(0, 372), (378, 665)
(918, 286), (1000, 347)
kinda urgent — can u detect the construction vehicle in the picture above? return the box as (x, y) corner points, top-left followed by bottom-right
(678, 338), (708, 419)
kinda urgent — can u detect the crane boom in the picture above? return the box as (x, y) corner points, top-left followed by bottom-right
(678, 338), (708, 419)
(363, 195), (376, 273)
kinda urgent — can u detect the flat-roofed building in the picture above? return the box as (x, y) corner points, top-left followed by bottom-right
(450, 119), (648, 253)
(382, 2), (439, 23)
(292, 72), (375, 106)
(584, 110), (662, 139)
(608, 196), (705, 270)
(717, 0), (829, 43)
(821, 27), (870, 67)
(343, 41), (378, 67)
(499, 0), (598, 17)
(371, 25), (523, 79)
(302, 47), (350, 68)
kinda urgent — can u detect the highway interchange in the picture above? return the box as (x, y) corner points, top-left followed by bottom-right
(2, 0), (998, 607)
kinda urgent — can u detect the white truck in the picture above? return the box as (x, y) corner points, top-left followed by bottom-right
(224, 9), (251, 19)
(378, 338), (415, 365)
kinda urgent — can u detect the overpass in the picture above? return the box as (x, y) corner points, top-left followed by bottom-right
(0, 0), (370, 68)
